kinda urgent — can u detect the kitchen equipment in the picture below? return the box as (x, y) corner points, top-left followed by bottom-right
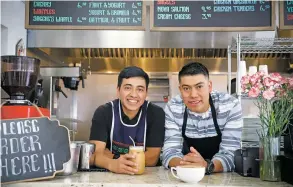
(1, 56), (40, 100)
(58, 141), (82, 176)
(279, 154), (293, 185)
(234, 147), (260, 178)
(79, 143), (95, 170)
(1, 56), (50, 119)
(38, 67), (86, 118)
(62, 76), (85, 91)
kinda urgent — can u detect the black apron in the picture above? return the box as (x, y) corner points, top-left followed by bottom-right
(182, 95), (222, 159)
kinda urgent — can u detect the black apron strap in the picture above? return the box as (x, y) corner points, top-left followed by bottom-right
(181, 108), (189, 154)
(182, 108), (188, 137)
(209, 94), (222, 136)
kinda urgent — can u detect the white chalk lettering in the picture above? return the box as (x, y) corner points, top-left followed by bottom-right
(1, 158), (8, 177)
(2, 122), (14, 135)
(31, 154), (40, 172)
(10, 138), (19, 154)
(30, 135), (41, 151)
(20, 136), (31, 153)
(24, 120), (32, 133)
(2, 135), (41, 155)
(10, 122), (17, 135)
(31, 120), (39, 132)
(22, 156), (31, 174)
(1, 119), (44, 177)
(51, 153), (56, 171)
(1, 154), (41, 176)
(16, 121), (24, 134)
(11, 157), (21, 175)
(1, 138), (8, 155)
(1, 119), (40, 135)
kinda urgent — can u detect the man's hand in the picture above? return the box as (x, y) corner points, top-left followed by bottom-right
(180, 147), (207, 168)
(108, 154), (138, 175)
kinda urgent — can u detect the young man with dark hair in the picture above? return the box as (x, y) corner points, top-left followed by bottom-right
(162, 62), (243, 174)
(89, 66), (165, 175)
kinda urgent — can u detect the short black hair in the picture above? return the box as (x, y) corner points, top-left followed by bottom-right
(117, 66), (149, 89)
(178, 62), (209, 82)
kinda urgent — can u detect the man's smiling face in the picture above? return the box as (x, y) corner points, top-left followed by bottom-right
(179, 74), (212, 113)
(117, 77), (147, 113)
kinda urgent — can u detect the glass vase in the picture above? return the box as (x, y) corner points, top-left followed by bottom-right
(259, 136), (281, 181)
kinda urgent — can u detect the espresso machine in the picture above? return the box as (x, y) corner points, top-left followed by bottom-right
(1, 56), (50, 119)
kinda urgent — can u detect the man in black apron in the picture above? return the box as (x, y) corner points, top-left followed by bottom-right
(89, 66), (165, 175)
(162, 62), (243, 174)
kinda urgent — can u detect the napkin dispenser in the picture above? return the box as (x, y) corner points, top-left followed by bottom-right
(234, 148), (259, 177)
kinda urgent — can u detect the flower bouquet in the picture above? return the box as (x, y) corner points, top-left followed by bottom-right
(241, 71), (293, 181)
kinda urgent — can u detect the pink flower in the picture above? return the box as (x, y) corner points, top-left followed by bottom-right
(263, 77), (274, 87)
(270, 73), (282, 82)
(263, 90), (275, 100)
(256, 81), (264, 90)
(250, 74), (260, 86)
(256, 71), (266, 77)
(248, 86), (260, 98)
(241, 75), (250, 85)
(280, 77), (288, 85)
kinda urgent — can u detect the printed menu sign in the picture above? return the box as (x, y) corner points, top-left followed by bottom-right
(151, 0), (275, 31)
(25, 1), (145, 30)
(0, 117), (70, 184)
(280, 0), (293, 29)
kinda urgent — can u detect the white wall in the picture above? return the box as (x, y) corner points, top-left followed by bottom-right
(1, 1), (26, 55)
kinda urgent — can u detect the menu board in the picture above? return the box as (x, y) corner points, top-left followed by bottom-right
(25, 1), (146, 30)
(150, 0), (275, 31)
(280, 1), (293, 29)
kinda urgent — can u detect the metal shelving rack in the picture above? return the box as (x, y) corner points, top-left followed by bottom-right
(227, 34), (293, 102)
(227, 34), (293, 148)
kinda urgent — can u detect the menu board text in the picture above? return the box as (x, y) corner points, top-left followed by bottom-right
(152, 0), (274, 31)
(27, 1), (144, 29)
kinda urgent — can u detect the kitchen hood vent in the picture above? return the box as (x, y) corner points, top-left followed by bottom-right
(78, 48), (291, 59)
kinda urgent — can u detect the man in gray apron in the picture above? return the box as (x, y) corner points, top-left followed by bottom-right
(162, 62), (243, 174)
(89, 66), (165, 175)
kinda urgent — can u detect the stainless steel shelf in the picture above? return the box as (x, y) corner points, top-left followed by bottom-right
(230, 37), (293, 53)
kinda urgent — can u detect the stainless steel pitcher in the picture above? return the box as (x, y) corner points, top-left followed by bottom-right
(58, 141), (83, 175)
(79, 143), (95, 170)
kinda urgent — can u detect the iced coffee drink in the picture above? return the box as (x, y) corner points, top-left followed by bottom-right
(129, 146), (145, 175)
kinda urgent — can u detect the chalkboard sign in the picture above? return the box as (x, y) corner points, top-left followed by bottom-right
(25, 1), (146, 30)
(280, 1), (293, 29)
(0, 117), (71, 184)
(150, 0), (275, 31)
